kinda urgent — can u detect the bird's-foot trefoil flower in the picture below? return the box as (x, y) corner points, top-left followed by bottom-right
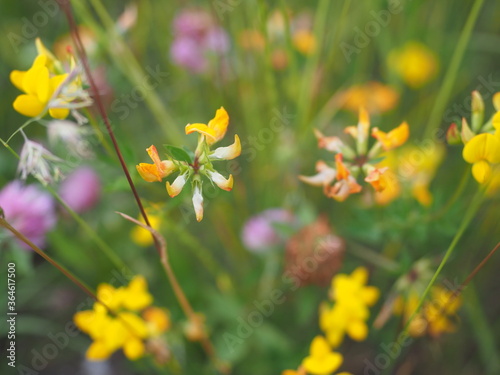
(73, 276), (171, 361)
(10, 38), (92, 119)
(447, 90), (500, 186)
(136, 107), (241, 221)
(300, 108), (409, 201)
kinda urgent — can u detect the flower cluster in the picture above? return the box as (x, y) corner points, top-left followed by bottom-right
(74, 276), (170, 361)
(300, 108), (409, 201)
(447, 91), (500, 188)
(394, 286), (462, 338)
(320, 267), (380, 347)
(170, 9), (230, 74)
(10, 38), (92, 119)
(136, 107), (241, 221)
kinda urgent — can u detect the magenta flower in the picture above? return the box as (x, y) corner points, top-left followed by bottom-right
(242, 209), (297, 252)
(0, 181), (56, 249)
(59, 167), (101, 213)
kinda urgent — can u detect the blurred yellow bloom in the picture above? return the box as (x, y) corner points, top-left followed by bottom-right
(371, 122), (409, 151)
(320, 267), (379, 347)
(238, 29), (266, 51)
(293, 29), (316, 55)
(302, 336), (351, 375)
(130, 214), (161, 247)
(462, 133), (500, 184)
(388, 42), (438, 88)
(339, 82), (399, 114)
(394, 286), (462, 338)
(74, 276), (169, 361)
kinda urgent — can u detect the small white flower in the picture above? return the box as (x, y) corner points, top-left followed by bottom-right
(206, 170), (233, 191)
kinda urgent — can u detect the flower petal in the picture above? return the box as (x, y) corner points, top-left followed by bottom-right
(185, 123), (217, 140)
(166, 174), (187, 197)
(210, 134), (241, 160)
(207, 170), (234, 191)
(463, 133), (500, 164)
(13, 94), (45, 117)
(207, 106), (229, 145)
(192, 184), (204, 222)
(10, 70), (26, 91)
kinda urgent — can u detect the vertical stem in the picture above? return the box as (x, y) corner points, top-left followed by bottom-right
(424, 0), (485, 138)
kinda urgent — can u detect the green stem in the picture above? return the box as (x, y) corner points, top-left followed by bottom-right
(402, 187), (484, 335)
(297, 0), (330, 134)
(424, 0), (485, 138)
(6, 117), (40, 143)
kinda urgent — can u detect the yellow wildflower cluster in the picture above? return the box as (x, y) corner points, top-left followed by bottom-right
(300, 108), (409, 201)
(394, 286), (462, 338)
(136, 107), (241, 221)
(74, 276), (170, 361)
(283, 336), (352, 375)
(10, 38), (91, 119)
(447, 91), (500, 189)
(320, 267), (380, 347)
(282, 267), (379, 375)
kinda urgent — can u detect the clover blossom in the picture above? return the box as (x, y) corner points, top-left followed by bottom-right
(136, 107), (241, 221)
(300, 108), (409, 201)
(10, 38), (92, 119)
(74, 276), (170, 361)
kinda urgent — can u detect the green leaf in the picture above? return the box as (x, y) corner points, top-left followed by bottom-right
(163, 145), (193, 163)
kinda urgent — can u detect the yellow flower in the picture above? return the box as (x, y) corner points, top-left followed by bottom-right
(320, 267), (379, 347)
(136, 145), (177, 182)
(339, 82), (399, 114)
(302, 336), (348, 375)
(394, 286), (462, 338)
(462, 133), (500, 184)
(185, 107), (230, 146)
(74, 276), (167, 361)
(371, 122), (409, 151)
(10, 39), (91, 119)
(130, 213), (161, 247)
(10, 54), (69, 118)
(293, 29), (316, 55)
(388, 41), (438, 88)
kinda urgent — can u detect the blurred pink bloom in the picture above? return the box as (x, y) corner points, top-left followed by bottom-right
(0, 181), (56, 249)
(59, 167), (101, 213)
(170, 9), (230, 73)
(242, 209), (296, 252)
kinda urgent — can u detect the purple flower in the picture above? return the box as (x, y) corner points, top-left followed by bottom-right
(242, 209), (296, 252)
(59, 167), (101, 213)
(170, 37), (208, 73)
(0, 181), (56, 249)
(170, 8), (230, 74)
